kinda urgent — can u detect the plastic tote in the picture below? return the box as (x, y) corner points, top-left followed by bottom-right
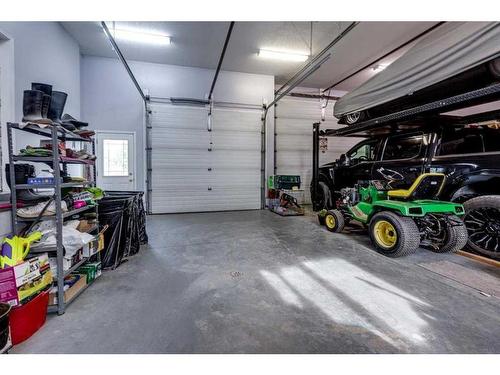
(9, 290), (49, 345)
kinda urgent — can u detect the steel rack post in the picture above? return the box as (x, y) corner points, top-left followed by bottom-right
(312, 122), (320, 211)
(7, 124), (18, 233)
(51, 125), (65, 315)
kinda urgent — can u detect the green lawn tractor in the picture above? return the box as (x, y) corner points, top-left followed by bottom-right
(318, 173), (468, 257)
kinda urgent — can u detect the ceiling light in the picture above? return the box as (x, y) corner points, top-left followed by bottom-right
(112, 28), (171, 45)
(258, 49), (309, 62)
(372, 64), (389, 72)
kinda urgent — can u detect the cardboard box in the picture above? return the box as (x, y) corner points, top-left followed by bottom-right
(49, 248), (84, 275)
(0, 254), (53, 307)
(48, 274), (86, 306)
(76, 220), (96, 233)
(75, 262), (101, 283)
(82, 234), (104, 257)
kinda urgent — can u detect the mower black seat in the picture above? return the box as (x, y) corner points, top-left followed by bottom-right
(388, 173), (445, 200)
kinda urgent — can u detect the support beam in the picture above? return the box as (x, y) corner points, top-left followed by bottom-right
(208, 22), (235, 101)
(273, 21), (359, 101)
(311, 122), (320, 211)
(101, 21), (147, 104)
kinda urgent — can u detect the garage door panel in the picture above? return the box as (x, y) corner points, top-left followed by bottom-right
(152, 149), (211, 168)
(276, 151), (311, 169)
(151, 168), (211, 184)
(276, 134), (312, 151)
(211, 150), (260, 169)
(276, 118), (314, 135)
(212, 108), (261, 132)
(212, 131), (260, 151)
(152, 128), (209, 149)
(151, 105), (208, 131)
(152, 188), (260, 213)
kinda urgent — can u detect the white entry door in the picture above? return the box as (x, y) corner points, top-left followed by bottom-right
(96, 132), (136, 191)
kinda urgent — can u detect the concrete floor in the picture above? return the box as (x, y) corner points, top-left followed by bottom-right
(13, 210), (500, 353)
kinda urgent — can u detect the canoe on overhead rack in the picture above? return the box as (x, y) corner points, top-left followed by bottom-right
(334, 22), (500, 125)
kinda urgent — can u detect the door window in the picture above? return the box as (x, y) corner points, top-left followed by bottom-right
(437, 127), (500, 156)
(347, 140), (378, 164)
(382, 134), (424, 160)
(103, 139), (129, 177)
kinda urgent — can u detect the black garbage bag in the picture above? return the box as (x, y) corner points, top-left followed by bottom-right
(98, 191), (148, 269)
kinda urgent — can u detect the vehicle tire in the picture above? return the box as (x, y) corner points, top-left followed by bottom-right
(433, 215), (469, 253)
(324, 210), (345, 233)
(314, 181), (332, 210)
(369, 211), (420, 257)
(345, 111), (366, 126)
(488, 57), (500, 79)
(463, 195), (500, 259)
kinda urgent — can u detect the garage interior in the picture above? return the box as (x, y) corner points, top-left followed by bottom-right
(0, 18), (499, 356)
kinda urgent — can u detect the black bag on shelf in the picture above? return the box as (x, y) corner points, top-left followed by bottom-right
(97, 191), (148, 269)
(4, 163), (35, 188)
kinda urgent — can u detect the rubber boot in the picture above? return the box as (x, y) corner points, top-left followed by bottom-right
(31, 83), (54, 124)
(22, 90), (48, 124)
(31, 82), (52, 96)
(47, 91), (68, 125)
(41, 95), (52, 121)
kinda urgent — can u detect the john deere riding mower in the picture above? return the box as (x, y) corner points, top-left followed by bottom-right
(318, 173), (468, 257)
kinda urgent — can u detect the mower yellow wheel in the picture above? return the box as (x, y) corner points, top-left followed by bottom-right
(373, 220), (398, 248)
(325, 214), (336, 230)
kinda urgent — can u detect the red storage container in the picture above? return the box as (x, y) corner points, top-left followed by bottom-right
(9, 290), (49, 345)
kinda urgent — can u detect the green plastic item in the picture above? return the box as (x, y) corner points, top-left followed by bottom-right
(85, 187), (104, 200)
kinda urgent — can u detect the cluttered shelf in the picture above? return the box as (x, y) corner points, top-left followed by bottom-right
(47, 278), (92, 314)
(15, 181), (95, 190)
(12, 155), (95, 165)
(16, 204), (97, 222)
(7, 122), (93, 143)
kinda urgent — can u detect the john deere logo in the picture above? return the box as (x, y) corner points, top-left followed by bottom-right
(350, 206), (367, 220)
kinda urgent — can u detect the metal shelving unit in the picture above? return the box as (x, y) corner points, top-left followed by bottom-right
(7, 122), (99, 315)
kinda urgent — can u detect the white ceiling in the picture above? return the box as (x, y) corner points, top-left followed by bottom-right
(62, 21), (439, 91)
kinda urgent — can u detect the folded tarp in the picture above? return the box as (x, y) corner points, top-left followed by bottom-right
(334, 22), (500, 118)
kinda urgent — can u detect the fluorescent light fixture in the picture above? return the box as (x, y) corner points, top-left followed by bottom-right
(112, 28), (171, 45)
(372, 64), (389, 72)
(258, 49), (309, 62)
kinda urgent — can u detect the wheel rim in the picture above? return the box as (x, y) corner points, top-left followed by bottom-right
(346, 111), (361, 124)
(464, 207), (500, 254)
(373, 220), (397, 248)
(325, 215), (336, 229)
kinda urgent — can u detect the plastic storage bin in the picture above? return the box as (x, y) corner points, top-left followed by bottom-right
(9, 290), (49, 345)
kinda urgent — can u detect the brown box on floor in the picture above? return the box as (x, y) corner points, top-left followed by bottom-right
(48, 274), (87, 306)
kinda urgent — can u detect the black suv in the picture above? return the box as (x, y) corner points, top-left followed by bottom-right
(315, 124), (500, 259)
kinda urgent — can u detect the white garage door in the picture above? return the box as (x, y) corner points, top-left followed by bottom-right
(150, 103), (261, 213)
(275, 97), (361, 204)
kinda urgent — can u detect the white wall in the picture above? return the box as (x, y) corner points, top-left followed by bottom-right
(0, 22), (81, 236)
(81, 56), (275, 192)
